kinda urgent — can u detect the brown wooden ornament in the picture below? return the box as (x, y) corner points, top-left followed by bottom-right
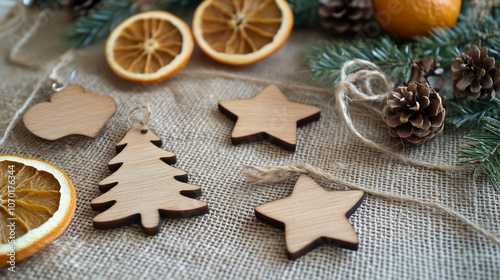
(23, 84), (116, 140)
(91, 126), (208, 235)
(219, 84), (321, 151)
(255, 174), (364, 260)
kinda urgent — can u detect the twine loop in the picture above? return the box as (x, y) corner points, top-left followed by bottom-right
(128, 104), (151, 131)
(335, 59), (470, 172)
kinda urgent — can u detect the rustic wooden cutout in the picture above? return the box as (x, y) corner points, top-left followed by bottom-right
(23, 84), (116, 140)
(255, 174), (364, 260)
(219, 84), (321, 151)
(91, 126), (208, 235)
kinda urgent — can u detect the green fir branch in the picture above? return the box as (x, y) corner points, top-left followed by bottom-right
(307, 14), (500, 85)
(306, 36), (416, 85)
(65, 0), (134, 48)
(414, 15), (500, 66)
(458, 117), (500, 191)
(447, 97), (500, 130)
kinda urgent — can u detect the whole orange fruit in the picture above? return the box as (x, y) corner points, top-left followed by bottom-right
(373, 0), (462, 40)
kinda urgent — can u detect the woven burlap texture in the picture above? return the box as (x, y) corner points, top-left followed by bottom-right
(0, 9), (499, 280)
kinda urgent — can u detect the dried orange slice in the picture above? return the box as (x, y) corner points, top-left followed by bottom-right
(192, 0), (294, 66)
(105, 11), (194, 84)
(0, 155), (76, 266)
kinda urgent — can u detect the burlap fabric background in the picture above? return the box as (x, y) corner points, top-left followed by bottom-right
(1, 8), (499, 280)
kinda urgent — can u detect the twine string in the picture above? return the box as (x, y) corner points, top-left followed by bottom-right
(0, 1), (25, 37)
(243, 164), (500, 246)
(335, 59), (470, 172)
(128, 104), (151, 131)
(8, 6), (46, 69)
(0, 49), (74, 146)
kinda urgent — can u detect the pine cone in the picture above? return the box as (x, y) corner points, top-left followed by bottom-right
(451, 45), (500, 101)
(63, 0), (102, 17)
(382, 82), (447, 145)
(407, 56), (444, 92)
(318, 0), (374, 34)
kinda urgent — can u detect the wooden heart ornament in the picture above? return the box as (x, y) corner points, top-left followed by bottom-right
(23, 85), (116, 140)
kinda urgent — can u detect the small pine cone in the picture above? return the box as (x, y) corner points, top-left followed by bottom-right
(451, 45), (500, 101)
(407, 56), (444, 92)
(382, 82), (447, 145)
(318, 0), (374, 34)
(63, 0), (102, 17)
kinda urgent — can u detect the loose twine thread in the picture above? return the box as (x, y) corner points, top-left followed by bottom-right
(334, 59), (470, 172)
(243, 163), (500, 246)
(0, 49), (74, 146)
(6, 3), (47, 69)
(0, 1), (25, 37)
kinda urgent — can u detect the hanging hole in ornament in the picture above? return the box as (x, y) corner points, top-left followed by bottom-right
(128, 104), (151, 131)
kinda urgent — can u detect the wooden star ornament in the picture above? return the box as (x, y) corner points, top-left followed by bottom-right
(255, 174), (364, 260)
(219, 84), (321, 151)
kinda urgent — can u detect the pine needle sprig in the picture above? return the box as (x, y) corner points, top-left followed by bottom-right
(65, 0), (134, 48)
(306, 36), (415, 85)
(307, 13), (500, 86)
(447, 97), (500, 130)
(415, 14), (500, 66)
(458, 117), (500, 191)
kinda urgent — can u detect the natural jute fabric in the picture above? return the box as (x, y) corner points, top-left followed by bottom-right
(0, 8), (499, 280)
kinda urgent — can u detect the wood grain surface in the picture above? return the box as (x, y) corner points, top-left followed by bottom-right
(219, 84), (320, 151)
(23, 84), (116, 140)
(255, 174), (364, 260)
(91, 126), (208, 235)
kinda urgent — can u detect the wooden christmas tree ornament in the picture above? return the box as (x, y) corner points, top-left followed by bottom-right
(219, 84), (321, 151)
(255, 174), (364, 260)
(91, 106), (208, 235)
(23, 84), (116, 140)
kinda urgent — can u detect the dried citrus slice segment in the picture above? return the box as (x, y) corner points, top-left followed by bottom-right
(0, 155), (76, 266)
(192, 0), (294, 65)
(105, 11), (194, 84)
